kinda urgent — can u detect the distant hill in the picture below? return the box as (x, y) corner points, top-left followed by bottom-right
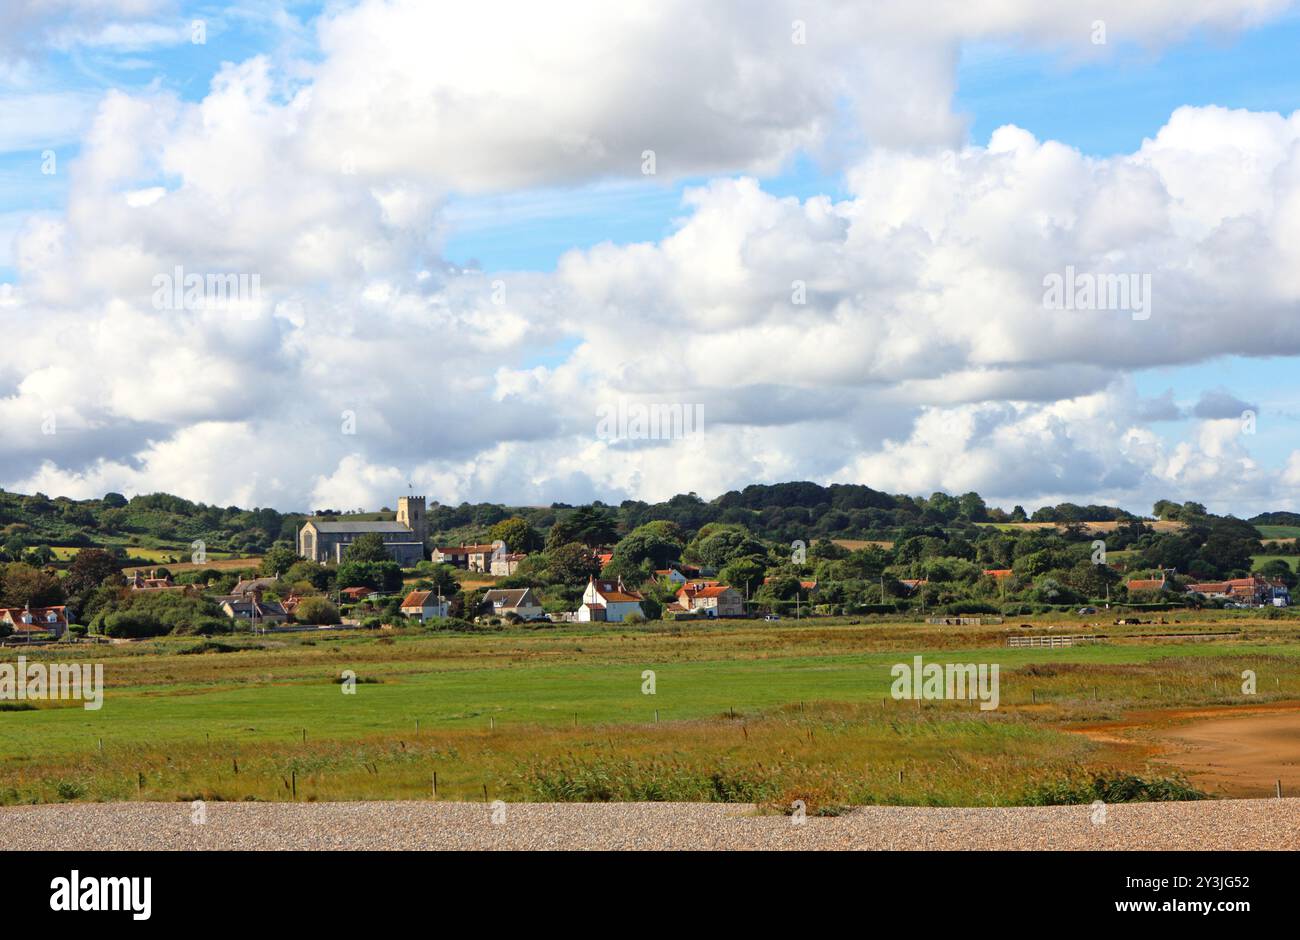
(1250, 512), (1300, 526)
(0, 482), (1270, 560)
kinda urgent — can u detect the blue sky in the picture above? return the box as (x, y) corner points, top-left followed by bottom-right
(12, 7), (1300, 275)
(2, 1), (1298, 513)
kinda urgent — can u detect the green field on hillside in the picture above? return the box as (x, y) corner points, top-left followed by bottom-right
(1257, 525), (1300, 539)
(1252, 554), (1299, 572)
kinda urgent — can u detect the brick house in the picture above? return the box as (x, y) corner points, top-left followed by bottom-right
(399, 589), (451, 622)
(676, 583), (744, 618)
(0, 604), (70, 638)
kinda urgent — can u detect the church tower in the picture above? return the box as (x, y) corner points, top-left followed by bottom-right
(397, 495), (428, 547)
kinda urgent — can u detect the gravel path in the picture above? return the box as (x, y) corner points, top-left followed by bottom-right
(3, 799), (1299, 850)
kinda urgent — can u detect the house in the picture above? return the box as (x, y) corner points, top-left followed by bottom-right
(219, 594), (288, 624)
(0, 604), (70, 638)
(981, 569), (1014, 580)
(339, 586), (378, 603)
(898, 578), (928, 595)
(297, 495), (427, 566)
(1271, 581), (1291, 607)
(1126, 571), (1168, 594)
(594, 551), (614, 569)
(481, 588), (545, 621)
(399, 589), (450, 622)
(654, 568), (688, 585)
(231, 576), (280, 597)
(490, 549), (528, 576)
(577, 577), (644, 622)
(431, 542), (498, 572)
(129, 569), (179, 591)
(1186, 576), (1274, 606)
(676, 583), (745, 618)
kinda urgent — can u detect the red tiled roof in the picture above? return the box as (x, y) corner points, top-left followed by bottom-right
(679, 585), (734, 599)
(1126, 579), (1164, 591)
(0, 606), (68, 632)
(982, 569), (1014, 578)
(401, 590), (436, 608)
(1187, 577), (1266, 596)
(590, 578), (643, 602)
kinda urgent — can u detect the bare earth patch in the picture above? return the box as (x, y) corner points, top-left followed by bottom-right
(1071, 701), (1300, 799)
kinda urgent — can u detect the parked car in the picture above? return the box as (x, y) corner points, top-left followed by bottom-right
(1078, 606), (1098, 614)
(763, 613), (781, 621)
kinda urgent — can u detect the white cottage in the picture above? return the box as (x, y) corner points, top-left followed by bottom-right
(577, 577), (645, 623)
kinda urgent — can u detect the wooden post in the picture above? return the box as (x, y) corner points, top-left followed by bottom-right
(1276, 779), (1283, 799)
(432, 772), (438, 798)
(654, 709), (659, 722)
(490, 717), (495, 731)
(291, 770), (297, 799)
(482, 783), (488, 802)
(302, 728), (307, 743)
(137, 772), (143, 796)
(1031, 688), (1037, 704)
(415, 718), (419, 733)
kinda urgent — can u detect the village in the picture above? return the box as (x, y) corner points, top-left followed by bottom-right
(1, 488), (1292, 643)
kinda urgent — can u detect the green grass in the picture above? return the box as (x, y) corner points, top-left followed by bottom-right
(1257, 525), (1300, 539)
(1252, 554), (1299, 572)
(4, 616), (1300, 806)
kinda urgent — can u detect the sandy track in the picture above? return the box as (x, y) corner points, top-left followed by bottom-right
(1163, 710), (1300, 797)
(3, 799), (1298, 850)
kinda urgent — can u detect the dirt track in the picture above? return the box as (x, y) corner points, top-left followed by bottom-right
(3, 799), (1298, 850)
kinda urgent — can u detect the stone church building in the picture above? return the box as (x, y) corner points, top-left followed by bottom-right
(297, 496), (428, 566)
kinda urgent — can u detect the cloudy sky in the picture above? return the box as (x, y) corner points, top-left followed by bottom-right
(3, 0), (1300, 516)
